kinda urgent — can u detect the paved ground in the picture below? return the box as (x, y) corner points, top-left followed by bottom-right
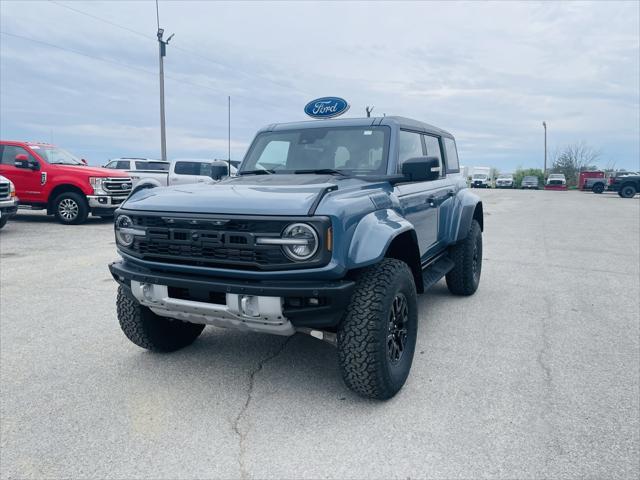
(1, 190), (638, 479)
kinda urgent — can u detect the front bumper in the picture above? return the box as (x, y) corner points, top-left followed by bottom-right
(87, 195), (128, 210)
(109, 260), (355, 332)
(0, 197), (18, 217)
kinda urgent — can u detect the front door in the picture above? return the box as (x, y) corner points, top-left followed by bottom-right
(0, 144), (44, 203)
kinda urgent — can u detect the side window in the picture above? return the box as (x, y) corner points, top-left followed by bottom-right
(104, 161), (117, 169)
(174, 161), (200, 175)
(398, 130), (424, 170)
(423, 135), (444, 177)
(115, 160), (130, 169)
(443, 138), (460, 173)
(256, 140), (289, 170)
(1, 145), (33, 165)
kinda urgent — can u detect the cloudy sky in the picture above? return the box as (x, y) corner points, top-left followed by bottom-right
(1, 1), (638, 171)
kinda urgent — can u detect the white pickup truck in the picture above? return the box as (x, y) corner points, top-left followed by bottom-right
(104, 157), (237, 188)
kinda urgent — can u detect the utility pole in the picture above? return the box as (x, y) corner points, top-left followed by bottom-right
(542, 121), (547, 174)
(156, 0), (173, 161)
(228, 96), (231, 175)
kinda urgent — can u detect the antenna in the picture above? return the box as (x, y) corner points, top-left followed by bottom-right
(366, 106), (374, 118)
(228, 96), (231, 175)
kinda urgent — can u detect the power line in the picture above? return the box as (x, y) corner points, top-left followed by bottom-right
(0, 30), (293, 110)
(47, 0), (308, 96)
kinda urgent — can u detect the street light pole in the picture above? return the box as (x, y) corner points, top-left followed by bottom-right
(542, 121), (547, 174)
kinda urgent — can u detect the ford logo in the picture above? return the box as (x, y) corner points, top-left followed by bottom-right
(304, 97), (350, 119)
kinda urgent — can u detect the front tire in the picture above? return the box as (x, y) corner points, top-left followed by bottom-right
(337, 259), (418, 400)
(53, 192), (88, 225)
(592, 183), (605, 194)
(446, 219), (482, 296)
(116, 286), (205, 352)
(619, 184), (637, 198)
(0, 216), (8, 229)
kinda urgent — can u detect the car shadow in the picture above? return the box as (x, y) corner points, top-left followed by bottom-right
(11, 212), (114, 224)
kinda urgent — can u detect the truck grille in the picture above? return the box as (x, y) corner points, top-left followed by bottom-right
(120, 213), (330, 271)
(103, 177), (132, 195)
(0, 182), (9, 199)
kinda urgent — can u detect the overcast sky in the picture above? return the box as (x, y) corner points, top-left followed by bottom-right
(1, 0), (639, 171)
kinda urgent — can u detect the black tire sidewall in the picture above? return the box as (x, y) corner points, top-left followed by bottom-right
(53, 192), (88, 225)
(0, 216), (8, 229)
(621, 185), (636, 198)
(593, 184), (604, 194)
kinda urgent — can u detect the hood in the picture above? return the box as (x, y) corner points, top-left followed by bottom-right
(123, 174), (363, 216)
(47, 164), (129, 177)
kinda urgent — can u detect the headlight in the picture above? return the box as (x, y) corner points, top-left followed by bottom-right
(280, 223), (319, 261)
(114, 215), (141, 247)
(89, 177), (107, 195)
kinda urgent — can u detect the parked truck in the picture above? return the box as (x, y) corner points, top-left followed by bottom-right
(105, 157), (235, 188)
(0, 141), (132, 224)
(0, 175), (19, 229)
(108, 116), (484, 400)
(470, 166), (491, 188)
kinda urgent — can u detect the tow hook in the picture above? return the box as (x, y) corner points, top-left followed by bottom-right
(296, 328), (337, 347)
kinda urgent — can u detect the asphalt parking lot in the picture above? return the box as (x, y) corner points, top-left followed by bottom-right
(1, 189), (638, 479)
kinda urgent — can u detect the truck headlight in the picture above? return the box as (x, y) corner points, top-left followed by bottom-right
(115, 215), (144, 247)
(89, 177), (107, 195)
(281, 223), (318, 261)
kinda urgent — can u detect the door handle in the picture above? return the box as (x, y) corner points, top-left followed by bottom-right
(426, 196), (436, 207)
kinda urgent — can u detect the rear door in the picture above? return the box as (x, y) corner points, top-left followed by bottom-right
(171, 161), (211, 185)
(394, 130), (441, 257)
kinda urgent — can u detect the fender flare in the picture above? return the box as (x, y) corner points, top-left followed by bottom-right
(346, 209), (416, 269)
(452, 192), (483, 242)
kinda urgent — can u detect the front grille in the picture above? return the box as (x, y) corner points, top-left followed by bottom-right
(121, 213), (330, 271)
(103, 177), (132, 195)
(0, 183), (9, 199)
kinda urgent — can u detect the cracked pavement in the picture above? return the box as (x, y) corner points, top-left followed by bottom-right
(1, 190), (638, 479)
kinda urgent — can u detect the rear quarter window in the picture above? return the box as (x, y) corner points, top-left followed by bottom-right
(443, 137), (460, 173)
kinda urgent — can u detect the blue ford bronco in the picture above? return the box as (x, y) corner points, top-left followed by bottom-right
(109, 116), (483, 399)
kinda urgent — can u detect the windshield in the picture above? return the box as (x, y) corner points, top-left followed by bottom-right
(241, 126), (390, 175)
(31, 146), (83, 165)
(473, 174), (488, 179)
(523, 176), (538, 181)
(498, 175), (512, 180)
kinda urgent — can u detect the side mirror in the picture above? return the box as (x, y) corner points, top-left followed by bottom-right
(14, 154), (39, 170)
(81, 159), (88, 165)
(401, 156), (441, 182)
(210, 164), (229, 181)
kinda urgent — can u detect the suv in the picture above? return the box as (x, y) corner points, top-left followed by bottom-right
(0, 142), (132, 224)
(610, 174), (639, 198)
(108, 117), (484, 399)
(0, 175), (18, 229)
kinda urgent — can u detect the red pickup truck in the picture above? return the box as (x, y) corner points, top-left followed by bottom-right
(0, 141), (132, 224)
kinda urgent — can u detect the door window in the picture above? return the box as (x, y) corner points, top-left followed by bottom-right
(398, 131), (424, 170)
(1, 145), (34, 165)
(174, 161), (213, 176)
(443, 138), (460, 173)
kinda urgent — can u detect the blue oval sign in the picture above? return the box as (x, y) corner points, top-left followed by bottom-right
(304, 97), (350, 119)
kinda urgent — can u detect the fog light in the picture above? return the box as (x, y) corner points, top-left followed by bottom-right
(308, 297), (320, 306)
(240, 295), (260, 317)
(98, 197), (107, 204)
(142, 283), (154, 301)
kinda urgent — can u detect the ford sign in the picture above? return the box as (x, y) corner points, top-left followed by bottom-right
(304, 97), (350, 119)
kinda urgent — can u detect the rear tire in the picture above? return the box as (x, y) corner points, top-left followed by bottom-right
(337, 259), (418, 400)
(620, 184), (637, 198)
(53, 192), (88, 225)
(0, 216), (8, 229)
(592, 183), (605, 194)
(116, 286), (205, 352)
(446, 219), (482, 296)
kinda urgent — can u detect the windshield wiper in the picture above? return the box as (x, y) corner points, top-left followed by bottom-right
(293, 169), (347, 176)
(240, 169), (275, 175)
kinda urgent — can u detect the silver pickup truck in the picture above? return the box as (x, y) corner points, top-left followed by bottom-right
(104, 157), (237, 188)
